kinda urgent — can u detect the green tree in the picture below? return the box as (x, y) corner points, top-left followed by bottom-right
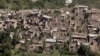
(0, 0), (7, 9)
(12, 33), (20, 48)
(0, 31), (12, 56)
(59, 42), (77, 55)
(77, 45), (99, 56)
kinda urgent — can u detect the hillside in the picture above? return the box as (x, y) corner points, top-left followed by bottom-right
(69, 0), (100, 8)
(0, 0), (66, 10)
(0, 0), (100, 10)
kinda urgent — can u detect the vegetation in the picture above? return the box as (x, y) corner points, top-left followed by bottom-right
(0, 0), (66, 10)
(0, 25), (21, 56)
(0, 0), (100, 10)
(0, 0), (100, 56)
(29, 0), (66, 9)
(59, 42), (77, 55)
(69, 0), (100, 9)
(78, 45), (100, 56)
(0, 24), (99, 56)
(0, 31), (12, 56)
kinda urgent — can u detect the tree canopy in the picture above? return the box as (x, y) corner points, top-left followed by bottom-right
(0, 0), (66, 10)
(78, 45), (100, 56)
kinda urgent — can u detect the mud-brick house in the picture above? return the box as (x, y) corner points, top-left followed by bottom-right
(41, 15), (52, 22)
(5, 19), (11, 24)
(88, 26), (99, 34)
(88, 33), (99, 43)
(4, 19), (17, 29)
(69, 33), (88, 52)
(73, 5), (88, 15)
(44, 38), (56, 52)
(10, 19), (18, 28)
(87, 8), (100, 32)
(88, 33), (100, 52)
(99, 27), (100, 35)
(87, 9), (100, 20)
(0, 20), (4, 30)
(71, 33), (88, 45)
(66, 0), (72, 4)
(28, 44), (43, 52)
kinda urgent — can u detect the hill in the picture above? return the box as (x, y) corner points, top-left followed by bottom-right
(69, 0), (100, 9)
(0, 0), (66, 10)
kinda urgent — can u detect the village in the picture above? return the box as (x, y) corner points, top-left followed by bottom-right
(0, 5), (100, 52)
(0, 3), (100, 55)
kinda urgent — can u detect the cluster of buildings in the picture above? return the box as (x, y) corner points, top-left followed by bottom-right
(69, 5), (100, 53)
(0, 5), (100, 53)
